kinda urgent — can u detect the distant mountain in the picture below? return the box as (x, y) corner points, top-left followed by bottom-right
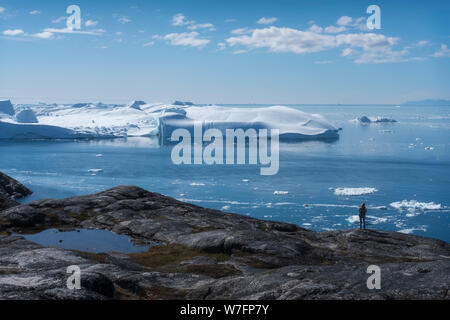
(402, 99), (450, 106)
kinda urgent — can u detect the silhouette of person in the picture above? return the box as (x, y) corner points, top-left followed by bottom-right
(359, 202), (367, 229)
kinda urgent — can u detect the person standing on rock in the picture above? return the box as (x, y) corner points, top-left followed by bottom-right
(359, 202), (367, 229)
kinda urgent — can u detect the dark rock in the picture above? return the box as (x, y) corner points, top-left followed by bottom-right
(0, 185), (449, 300)
(0, 193), (19, 211)
(0, 171), (32, 200)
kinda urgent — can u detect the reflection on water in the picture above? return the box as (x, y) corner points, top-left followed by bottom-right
(16, 228), (151, 253)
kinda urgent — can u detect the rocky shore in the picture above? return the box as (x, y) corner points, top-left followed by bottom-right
(0, 174), (448, 300)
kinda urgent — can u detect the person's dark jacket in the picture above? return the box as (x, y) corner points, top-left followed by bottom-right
(359, 205), (367, 218)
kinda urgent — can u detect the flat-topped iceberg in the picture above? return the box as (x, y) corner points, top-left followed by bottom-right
(159, 105), (340, 141)
(0, 101), (340, 141)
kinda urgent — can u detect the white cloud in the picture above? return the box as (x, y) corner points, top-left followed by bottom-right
(85, 20), (98, 27)
(44, 28), (105, 35)
(172, 13), (191, 26)
(154, 31), (209, 48)
(226, 26), (337, 54)
(118, 16), (131, 24)
(415, 40), (429, 47)
(33, 27), (105, 39)
(217, 42), (226, 50)
(29, 10), (41, 15)
(341, 48), (352, 56)
(33, 31), (54, 39)
(2, 29), (24, 36)
(257, 17), (277, 25)
(433, 44), (450, 58)
(354, 46), (412, 64)
(225, 25), (415, 64)
(315, 60), (333, 64)
(188, 23), (215, 31)
(308, 24), (322, 33)
(231, 28), (252, 35)
(337, 16), (352, 26)
(172, 13), (215, 31)
(52, 16), (66, 24)
(0, 7), (5, 14)
(143, 41), (154, 47)
(225, 18), (236, 23)
(324, 25), (346, 34)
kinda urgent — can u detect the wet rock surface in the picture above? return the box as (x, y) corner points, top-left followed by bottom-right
(0, 186), (449, 300)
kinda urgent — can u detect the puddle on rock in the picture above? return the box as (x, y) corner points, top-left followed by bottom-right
(16, 228), (151, 253)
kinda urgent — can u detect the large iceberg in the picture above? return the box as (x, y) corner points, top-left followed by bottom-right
(159, 105), (340, 141)
(0, 101), (340, 141)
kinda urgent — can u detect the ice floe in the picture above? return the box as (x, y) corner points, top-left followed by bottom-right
(352, 116), (397, 124)
(332, 187), (378, 196)
(390, 200), (442, 212)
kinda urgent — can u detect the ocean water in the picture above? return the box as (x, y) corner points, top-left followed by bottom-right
(1, 105), (449, 242)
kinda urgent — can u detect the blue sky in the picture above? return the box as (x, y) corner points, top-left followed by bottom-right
(0, 0), (449, 104)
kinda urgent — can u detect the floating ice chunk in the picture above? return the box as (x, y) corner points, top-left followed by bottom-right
(424, 146), (435, 151)
(347, 215), (387, 224)
(242, 179), (249, 183)
(88, 169), (103, 173)
(390, 200), (442, 211)
(398, 227), (427, 234)
(190, 182), (205, 186)
(273, 191), (289, 195)
(95, 154), (103, 157)
(354, 116), (397, 124)
(334, 187), (378, 196)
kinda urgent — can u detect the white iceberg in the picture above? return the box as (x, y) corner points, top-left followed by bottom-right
(0, 101), (340, 141)
(333, 187), (378, 196)
(390, 200), (442, 211)
(355, 116), (397, 124)
(159, 105), (340, 141)
(274, 190), (289, 195)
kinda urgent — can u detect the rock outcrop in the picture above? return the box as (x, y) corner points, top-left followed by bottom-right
(0, 186), (448, 300)
(0, 171), (32, 200)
